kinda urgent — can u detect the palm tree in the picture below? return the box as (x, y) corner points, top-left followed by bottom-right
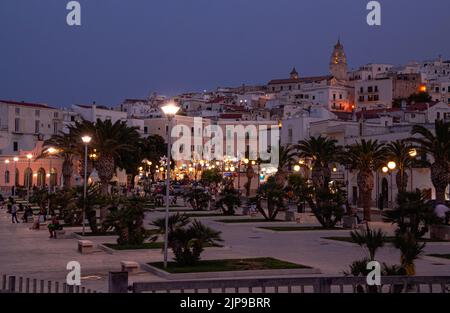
(385, 140), (414, 193)
(297, 136), (341, 189)
(83, 119), (140, 194)
(257, 176), (285, 221)
(350, 226), (386, 261)
(43, 132), (79, 189)
(409, 120), (450, 203)
(346, 140), (387, 221)
(274, 145), (297, 185)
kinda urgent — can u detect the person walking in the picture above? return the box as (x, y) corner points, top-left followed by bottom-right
(11, 201), (20, 223)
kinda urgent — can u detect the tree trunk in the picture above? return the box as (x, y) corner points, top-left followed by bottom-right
(357, 170), (374, 221)
(431, 161), (449, 203)
(395, 170), (408, 193)
(96, 155), (115, 195)
(62, 158), (73, 189)
(311, 166), (324, 190)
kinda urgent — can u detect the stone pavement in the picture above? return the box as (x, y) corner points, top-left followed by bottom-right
(0, 207), (449, 292)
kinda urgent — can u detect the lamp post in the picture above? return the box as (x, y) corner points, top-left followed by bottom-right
(12, 157), (19, 197)
(81, 136), (92, 236)
(387, 161), (397, 209)
(4, 159), (10, 190)
(161, 102), (180, 269)
(46, 147), (57, 194)
(26, 154), (33, 200)
(46, 147), (57, 214)
(409, 148), (417, 192)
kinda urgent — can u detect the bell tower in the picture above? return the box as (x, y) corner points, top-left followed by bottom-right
(329, 39), (348, 81)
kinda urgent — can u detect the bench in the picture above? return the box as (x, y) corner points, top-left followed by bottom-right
(295, 213), (317, 224)
(54, 230), (66, 239)
(78, 240), (94, 254)
(342, 216), (358, 229)
(121, 261), (140, 274)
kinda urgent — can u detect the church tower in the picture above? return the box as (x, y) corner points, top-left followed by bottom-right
(290, 67), (299, 80)
(329, 39), (348, 81)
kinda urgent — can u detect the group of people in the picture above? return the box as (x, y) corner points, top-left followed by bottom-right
(0, 193), (63, 238)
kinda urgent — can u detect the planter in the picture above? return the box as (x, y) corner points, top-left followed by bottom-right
(429, 225), (450, 241)
(342, 216), (358, 229)
(140, 260), (320, 280)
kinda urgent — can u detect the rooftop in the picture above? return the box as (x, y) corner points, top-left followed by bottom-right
(0, 100), (55, 109)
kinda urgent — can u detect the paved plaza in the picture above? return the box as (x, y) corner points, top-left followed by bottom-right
(0, 206), (449, 292)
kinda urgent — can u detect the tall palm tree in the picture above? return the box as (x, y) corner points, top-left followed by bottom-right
(409, 120), (450, 203)
(67, 120), (96, 181)
(93, 119), (140, 194)
(385, 140), (414, 193)
(70, 119), (140, 194)
(346, 140), (387, 221)
(43, 132), (79, 189)
(297, 136), (341, 189)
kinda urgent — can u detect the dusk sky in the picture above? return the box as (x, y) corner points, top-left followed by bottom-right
(1, 0), (449, 107)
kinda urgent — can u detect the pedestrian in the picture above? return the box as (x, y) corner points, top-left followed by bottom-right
(11, 201), (20, 223)
(48, 217), (62, 239)
(22, 205), (33, 223)
(7, 197), (13, 213)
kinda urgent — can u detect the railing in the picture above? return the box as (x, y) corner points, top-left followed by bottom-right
(4, 272), (449, 293)
(108, 272), (450, 294)
(1, 274), (99, 293)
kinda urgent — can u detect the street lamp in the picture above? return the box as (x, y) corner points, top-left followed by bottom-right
(293, 165), (301, 172)
(161, 102), (180, 269)
(26, 154), (33, 200)
(4, 159), (10, 188)
(81, 135), (92, 236)
(386, 161), (396, 209)
(46, 148), (57, 194)
(409, 148), (417, 192)
(12, 157), (19, 197)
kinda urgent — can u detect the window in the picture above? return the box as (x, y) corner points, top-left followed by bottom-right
(375, 86), (379, 92)
(13, 142), (18, 152)
(15, 108), (20, 115)
(35, 110), (40, 117)
(359, 87), (363, 93)
(70, 116), (75, 122)
(54, 112), (59, 118)
(437, 112), (441, 120)
(339, 94), (343, 100)
(14, 118), (20, 132)
(333, 94), (336, 100)
(144, 126), (148, 134)
(53, 122), (58, 134)
(35, 120), (40, 133)
(368, 86), (373, 93)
